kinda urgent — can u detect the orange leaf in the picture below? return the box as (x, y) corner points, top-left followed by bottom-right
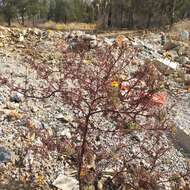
(80, 168), (87, 178)
(115, 35), (125, 46)
(151, 92), (166, 106)
(7, 110), (21, 121)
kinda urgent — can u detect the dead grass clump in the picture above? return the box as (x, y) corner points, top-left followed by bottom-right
(171, 19), (190, 32)
(38, 21), (96, 31)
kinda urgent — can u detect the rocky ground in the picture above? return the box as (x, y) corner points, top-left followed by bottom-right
(0, 26), (190, 190)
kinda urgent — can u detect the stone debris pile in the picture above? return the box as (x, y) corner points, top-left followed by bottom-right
(0, 26), (189, 190)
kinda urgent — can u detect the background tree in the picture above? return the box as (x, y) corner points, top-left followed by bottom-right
(1, 0), (190, 29)
(26, 0), (47, 25)
(47, 0), (56, 20)
(0, 0), (16, 26)
(163, 0), (185, 26)
(175, 0), (190, 19)
(15, 0), (28, 25)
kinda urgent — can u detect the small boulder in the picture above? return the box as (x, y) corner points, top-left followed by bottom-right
(82, 34), (96, 41)
(56, 113), (73, 123)
(179, 30), (189, 41)
(53, 174), (79, 190)
(18, 35), (24, 42)
(0, 147), (11, 164)
(152, 58), (178, 75)
(178, 46), (189, 56)
(10, 94), (22, 103)
(178, 56), (189, 65)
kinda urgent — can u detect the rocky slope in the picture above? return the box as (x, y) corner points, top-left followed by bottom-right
(0, 26), (190, 189)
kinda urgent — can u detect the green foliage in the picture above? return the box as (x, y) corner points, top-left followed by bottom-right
(124, 122), (139, 130)
(0, 0), (46, 25)
(54, 0), (71, 22)
(94, 0), (190, 28)
(0, 0), (190, 28)
(27, 0), (42, 17)
(51, 0), (92, 23)
(0, 0), (17, 26)
(177, 0), (190, 18)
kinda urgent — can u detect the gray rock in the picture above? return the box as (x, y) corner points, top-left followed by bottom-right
(168, 50), (178, 60)
(178, 46), (189, 56)
(104, 38), (115, 46)
(82, 34), (96, 41)
(56, 113), (73, 123)
(0, 95), (4, 104)
(18, 35), (24, 42)
(178, 56), (189, 65)
(90, 40), (98, 48)
(179, 30), (189, 41)
(152, 58), (178, 75)
(175, 127), (190, 153)
(58, 128), (72, 138)
(53, 174), (79, 190)
(0, 147), (11, 163)
(10, 94), (22, 103)
(184, 74), (190, 85)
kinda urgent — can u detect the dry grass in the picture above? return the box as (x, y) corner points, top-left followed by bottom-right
(171, 19), (190, 32)
(37, 21), (96, 31)
(97, 29), (148, 38)
(167, 19), (190, 44)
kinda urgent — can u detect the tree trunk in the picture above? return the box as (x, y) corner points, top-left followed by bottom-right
(64, 16), (67, 24)
(119, 6), (123, 28)
(108, 4), (112, 27)
(128, 9), (134, 29)
(146, 12), (152, 28)
(7, 17), (11, 27)
(169, 0), (176, 26)
(16, 15), (21, 25)
(96, 0), (111, 29)
(32, 16), (35, 26)
(21, 14), (25, 26)
(78, 116), (90, 190)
